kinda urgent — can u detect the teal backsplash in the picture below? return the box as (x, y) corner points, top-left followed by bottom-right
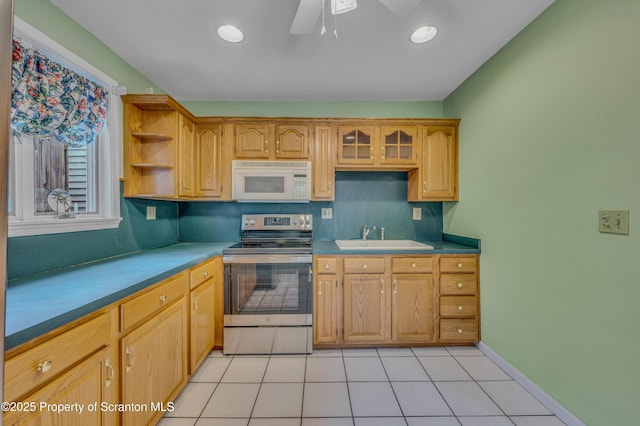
(8, 173), (443, 279)
(178, 172), (443, 242)
(7, 182), (180, 280)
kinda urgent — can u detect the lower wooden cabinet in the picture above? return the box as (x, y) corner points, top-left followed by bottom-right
(190, 276), (215, 372)
(313, 253), (479, 348)
(3, 347), (117, 426)
(121, 300), (187, 425)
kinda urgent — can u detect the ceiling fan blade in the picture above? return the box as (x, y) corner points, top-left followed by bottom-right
(290, 0), (324, 34)
(378, 0), (421, 17)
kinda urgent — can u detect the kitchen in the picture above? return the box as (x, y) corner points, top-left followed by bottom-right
(1, 1), (638, 425)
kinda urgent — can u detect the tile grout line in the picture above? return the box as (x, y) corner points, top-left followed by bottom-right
(375, 348), (409, 426)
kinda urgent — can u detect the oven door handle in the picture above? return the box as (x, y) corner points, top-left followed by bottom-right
(223, 254), (313, 264)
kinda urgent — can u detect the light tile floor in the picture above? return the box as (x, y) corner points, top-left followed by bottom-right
(159, 347), (566, 426)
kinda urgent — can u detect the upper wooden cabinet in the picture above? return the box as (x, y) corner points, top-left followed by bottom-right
(312, 125), (335, 200)
(194, 123), (227, 198)
(408, 124), (459, 201)
(234, 123), (309, 159)
(122, 94), (196, 199)
(337, 124), (419, 168)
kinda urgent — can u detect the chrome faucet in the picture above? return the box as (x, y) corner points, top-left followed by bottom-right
(362, 225), (376, 240)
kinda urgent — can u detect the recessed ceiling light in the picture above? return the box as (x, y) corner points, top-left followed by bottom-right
(410, 26), (438, 44)
(217, 25), (244, 43)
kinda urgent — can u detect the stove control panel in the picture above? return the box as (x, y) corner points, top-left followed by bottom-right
(241, 214), (313, 230)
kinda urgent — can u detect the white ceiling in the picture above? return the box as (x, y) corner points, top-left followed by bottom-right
(50, 0), (554, 102)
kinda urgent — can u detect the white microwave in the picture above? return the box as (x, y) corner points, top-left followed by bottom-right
(232, 160), (312, 202)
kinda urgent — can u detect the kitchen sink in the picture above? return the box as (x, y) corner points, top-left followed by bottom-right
(335, 239), (434, 250)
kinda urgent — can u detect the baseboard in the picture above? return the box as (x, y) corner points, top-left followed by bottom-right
(476, 342), (586, 426)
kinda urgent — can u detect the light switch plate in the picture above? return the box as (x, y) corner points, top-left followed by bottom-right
(412, 207), (422, 221)
(599, 209), (629, 234)
(146, 206), (156, 220)
(321, 208), (332, 219)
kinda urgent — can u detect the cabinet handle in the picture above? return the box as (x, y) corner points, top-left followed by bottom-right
(193, 297), (198, 313)
(276, 140), (280, 154)
(125, 347), (134, 372)
(457, 263), (463, 269)
(411, 263), (416, 268)
(370, 147), (374, 158)
(393, 279), (397, 294)
(362, 264), (368, 269)
(423, 180), (427, 194)
(36, 360), (53, 373)
(325, 263), (330, 269)
(160, 294), (167, 302)
(380, 278), (385, 294)
(318, 282), (323, 295)
(457, 282), (463, 288)
(328, 180), (332, 194)
(264, 140), (269, 153)
(458, 305), (464, 311)
(381, 148), (385, 159)
(457, 328), (463, 334)
(202, 271), (209, 278)
(105, 358), (114, 388)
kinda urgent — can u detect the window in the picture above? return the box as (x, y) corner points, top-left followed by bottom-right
(8, 17), (121, 237)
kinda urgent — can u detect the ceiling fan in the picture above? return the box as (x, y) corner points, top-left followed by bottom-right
(290, 0), (422, 35)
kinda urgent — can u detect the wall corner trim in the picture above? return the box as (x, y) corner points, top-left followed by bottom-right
(476, 342), (586, 426)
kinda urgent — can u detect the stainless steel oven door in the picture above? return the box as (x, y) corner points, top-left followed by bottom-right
(223, 254), (313, 326)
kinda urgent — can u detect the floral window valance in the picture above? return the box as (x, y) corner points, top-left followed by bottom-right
(10, 38), (109, 147)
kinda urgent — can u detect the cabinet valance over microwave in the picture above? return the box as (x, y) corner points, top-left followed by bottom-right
(232, 160), (312, 202)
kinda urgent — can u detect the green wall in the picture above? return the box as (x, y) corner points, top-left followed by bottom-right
(443, 0), (640, 424)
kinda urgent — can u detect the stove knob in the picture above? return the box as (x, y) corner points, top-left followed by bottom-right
(249, 219), (255, 226)
(243, 220), (249, 226)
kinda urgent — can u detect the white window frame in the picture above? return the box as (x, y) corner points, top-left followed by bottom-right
(9, 17), (122, 237)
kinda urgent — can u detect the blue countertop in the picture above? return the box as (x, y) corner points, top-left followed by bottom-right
(5, 234), (479, 351)
(5, 242), (234, 350)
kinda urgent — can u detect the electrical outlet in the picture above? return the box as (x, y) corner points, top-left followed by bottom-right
(599, 209), (629, 234)
(321, 208), (333, 219)
(412, 207), (422, 221)
(146, 206), (156, 220)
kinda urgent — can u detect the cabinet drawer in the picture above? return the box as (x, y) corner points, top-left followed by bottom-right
(391, 257), (433, 273)
(440, 274), (477, 295)
(439, 319), (478, 342)
(343, 257), (386, 274)
(440, 296), (477, 317)
(440, 256), (477, 273)
(121, 271), (187, 331)
(4, 312), (111, 402)
(315, 257), (337, 274)
(190, 259), (215, 289)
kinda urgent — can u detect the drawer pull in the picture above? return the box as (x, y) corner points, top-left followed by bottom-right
(457, 282), (463, 288)
(325, 263), (330, 269)
(193, 297), (198, 313)
(457, 263), (463, 269)
(411, 263), (416, 268)
(393, 279), (398, 294)
(160, 294), (167, 302)
(363, 264), (368, 269)
(202, 271), (209, 278)
(380, 278), (384, 294)
(318, 282), (323, 295)
(458, 305), (464, 311)
(125, 347), (134, 372)
(105, 358), (114, 388)
(36, 360), (53, 373)
(457, 328), (463, 334)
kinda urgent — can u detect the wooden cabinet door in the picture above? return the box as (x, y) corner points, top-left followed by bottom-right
(3, 348), (117, 426)
(422, 126), (458, 200)
(276, 125), (309, 159)
(337, 126), (376, 165)
(121, 300), (187, 426)
(391, 274), (435, 342)
(343, 274), (387, 343)
(195, 124), (223, 197)
(212, 257), (225, 348)
(178, 115), (195, 197)
(235, 124), (271, 158)
(190, 279), (215, 372)
(314, 274), (339, 344)
(380, 126), (418, 166)
(312, 125), (335, 200)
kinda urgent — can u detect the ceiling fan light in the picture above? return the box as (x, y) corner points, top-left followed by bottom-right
(217, 25), (244, 43)
(411, 26), (438, 44)
(331, 0), (357, 15)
